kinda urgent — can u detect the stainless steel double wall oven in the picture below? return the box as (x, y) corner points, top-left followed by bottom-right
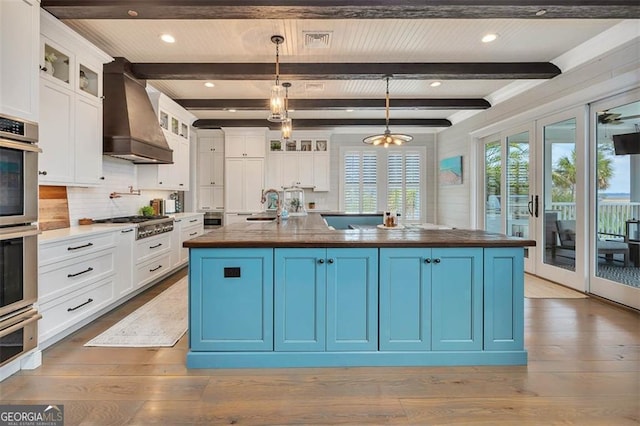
(0, 114), (41, 368)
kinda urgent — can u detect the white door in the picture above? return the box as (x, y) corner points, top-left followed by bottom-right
(589, 91), (640, 310)
(534, 107), (587, 291)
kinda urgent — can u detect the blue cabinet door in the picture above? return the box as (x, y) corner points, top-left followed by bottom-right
(189, 248), (273, 351)
(379, 248), (431, 351)
(326, 248), (378, 351)
(274, 248), (326, 351)
(431, 248), (483, 351)
(484, 247), (524, 351)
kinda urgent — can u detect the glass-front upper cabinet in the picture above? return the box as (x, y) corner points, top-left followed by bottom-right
(42, 40), (71, 86)
(77, 63), (98, 97)
(269, 136), (328, 152)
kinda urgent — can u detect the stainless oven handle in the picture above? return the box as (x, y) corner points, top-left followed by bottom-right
(0, 225), (40, 239)
(0, 313), (42, 338)
(0, 137), (42, 153)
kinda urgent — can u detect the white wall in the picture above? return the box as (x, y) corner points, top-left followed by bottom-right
(66, 156), (176, 225)
(436, 36), (640, 229)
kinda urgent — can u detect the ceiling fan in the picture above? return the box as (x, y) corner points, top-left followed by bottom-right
(598, 112), (640, 124)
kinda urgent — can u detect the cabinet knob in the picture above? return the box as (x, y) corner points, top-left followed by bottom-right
(327, 258), (334, 264)
(100, 176), (105, 180)
(318, 259), (325, 264)
(38, 170), (47, 176)
(424, 258), (431, 264)
(434, 258), (441, 264)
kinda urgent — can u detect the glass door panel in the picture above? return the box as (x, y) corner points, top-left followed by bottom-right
(590, 93), (640, 310)
(536, 109), (586, 291)
(506, 131), (533, 268)
(484, 140), (502, 233)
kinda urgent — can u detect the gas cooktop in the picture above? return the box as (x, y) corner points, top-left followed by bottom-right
(94, 215), (169, 224)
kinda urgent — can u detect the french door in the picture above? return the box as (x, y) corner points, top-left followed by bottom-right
(534, 107), (587, 291)
(480, 124), (536, 272)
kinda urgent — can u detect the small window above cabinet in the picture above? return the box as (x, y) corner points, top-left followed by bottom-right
(78, 64), (98, 97)
(43, 42), (70, 85)
(171, 117), (179, 135)
(159, 110), (169, 130)
(181, 122), (189, 139)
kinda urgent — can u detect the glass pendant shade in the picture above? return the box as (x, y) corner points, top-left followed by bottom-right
(363, 75), (412, 147)
(281, 117), (292, 139)
(268, 84), (285, 122)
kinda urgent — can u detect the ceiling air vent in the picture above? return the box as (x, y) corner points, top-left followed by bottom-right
(303, 31), (332, 49)
(305, 83), (325, 92)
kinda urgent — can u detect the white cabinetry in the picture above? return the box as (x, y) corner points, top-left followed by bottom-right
(197, 130), (224, 211)
(39, 230), (117, 348)
(172, 213), (204, 267)
(38, 10), (112, 186)
(0, 0), (40, 122)
(135, 233), (172, 287)
(266, 132), (330, 191)
(115, 227), (135, 297)
(224, 128), (266, 214)
(138, 90), (195, 190)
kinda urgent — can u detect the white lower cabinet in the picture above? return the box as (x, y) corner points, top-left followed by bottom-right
(172, 213), (204, 268)
(135, 233), (172, 287)
(114, 227), (135, 297)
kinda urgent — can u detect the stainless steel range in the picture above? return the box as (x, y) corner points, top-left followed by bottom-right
(94, 216), (174, 240)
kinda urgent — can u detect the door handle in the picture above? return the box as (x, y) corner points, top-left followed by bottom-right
(534, 195), (539, 218)
(528, 196), (534, 217)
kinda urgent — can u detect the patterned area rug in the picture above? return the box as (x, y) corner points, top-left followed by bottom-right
(524, 274), (588, 299)
(85, 277), (187, 347)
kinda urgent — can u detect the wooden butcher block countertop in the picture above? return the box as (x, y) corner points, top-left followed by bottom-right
(183, 213), (536, 249)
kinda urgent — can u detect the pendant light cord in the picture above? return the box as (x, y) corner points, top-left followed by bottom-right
(275, 41), (280, 86)
(385, 76), (390, 129)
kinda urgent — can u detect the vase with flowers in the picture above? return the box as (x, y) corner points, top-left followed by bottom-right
(44, 52), (56, 75)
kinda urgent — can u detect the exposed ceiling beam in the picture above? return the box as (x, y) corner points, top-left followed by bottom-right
(132, 62), (561, 80)
(177, 98), (491, 111)
(42, 1), (640, 20)
(193, 118), (452, 129)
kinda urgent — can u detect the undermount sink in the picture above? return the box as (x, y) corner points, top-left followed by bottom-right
(246, 216), (276, 222)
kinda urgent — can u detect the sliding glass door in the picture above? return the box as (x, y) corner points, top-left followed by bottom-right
(589, 92), (640, 310)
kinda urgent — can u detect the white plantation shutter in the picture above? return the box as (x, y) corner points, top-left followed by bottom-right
(343, 151), (378, 213)
(387, 152), (421, 221)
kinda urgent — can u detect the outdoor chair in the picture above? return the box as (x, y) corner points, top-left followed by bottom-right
(555, 219), (629, 267)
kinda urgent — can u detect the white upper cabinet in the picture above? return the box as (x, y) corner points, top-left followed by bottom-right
(138, 89), (196, 190)
(223, 128), (266, 158)
(38, 10), (112, 186)
(266, 131), (331, 191)
(0, 0), (40, 122)
(196, 130), (224, 211)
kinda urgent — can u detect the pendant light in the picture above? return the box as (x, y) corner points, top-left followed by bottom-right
(281, 82), (292, 140)
(268, 35), (285, 122)
(363, 75), (413, 147)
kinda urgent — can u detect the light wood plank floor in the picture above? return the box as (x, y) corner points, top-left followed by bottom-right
(2, 269), (639, 425)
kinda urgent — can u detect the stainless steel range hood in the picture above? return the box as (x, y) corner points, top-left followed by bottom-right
(103, 58), (173, 164)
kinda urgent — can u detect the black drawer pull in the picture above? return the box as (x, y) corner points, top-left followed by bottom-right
(149, 265), (162, 272)
(189, 219), (198, 223)
(68, 242), (93, 251)
(189, 232), (198, 236)
(150, 243), (163, 249)
(121, 229), (134, 233)
(67, 267), (94, 278)
(67, 298), (93, 312)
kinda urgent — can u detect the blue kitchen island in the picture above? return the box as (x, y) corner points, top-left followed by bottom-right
(183, 213), (535, 369)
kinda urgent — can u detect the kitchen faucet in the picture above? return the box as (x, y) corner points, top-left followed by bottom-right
(260, 189), (282, 224)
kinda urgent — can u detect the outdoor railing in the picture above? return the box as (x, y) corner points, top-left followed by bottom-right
(549, 202), (640, 237)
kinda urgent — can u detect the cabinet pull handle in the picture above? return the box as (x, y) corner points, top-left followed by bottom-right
(68, 242), (93, 251)
(67, 267), (94, 278)
(121, 228), (134, 233)
(189, 219), (198, 223)
(424, 258), (431, 263)
(189, 232), (198, 236)
(67, 298), (93, 312)
(434, 258), (441, 264)
(38, 170), (48, 175)
(150, 243), (163, 249)
(150, 265), (162, 272)
(327, 258), (334, 264)
(318, 259), (325, 264)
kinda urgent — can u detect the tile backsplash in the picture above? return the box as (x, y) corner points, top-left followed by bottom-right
(64, 157), (175, 225)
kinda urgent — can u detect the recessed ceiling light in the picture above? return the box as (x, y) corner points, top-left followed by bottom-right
(127, 10), (138, 17)
(204, 82), (215, 88)
(160, 34), (175, 43)
(430, 81), (442, 87)
(481, 33), (498, 43)
(346, 109), (354, 113)
(226, 109), (237, 113)
(535, 9), (547, 16)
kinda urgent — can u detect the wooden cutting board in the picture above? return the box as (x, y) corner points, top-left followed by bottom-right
(39, 185), (70, 230)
